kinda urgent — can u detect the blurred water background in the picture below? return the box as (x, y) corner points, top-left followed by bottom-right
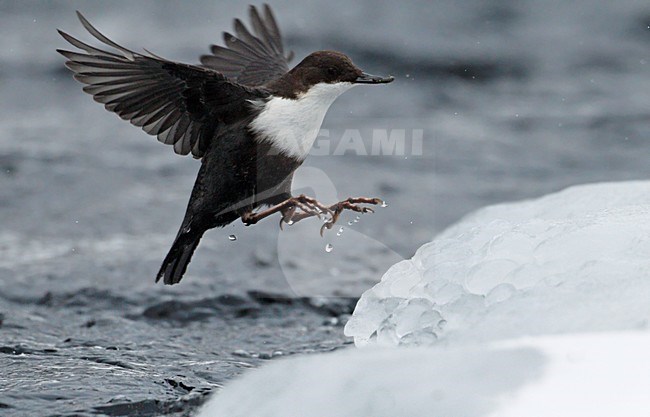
(0, 0), (649, 415)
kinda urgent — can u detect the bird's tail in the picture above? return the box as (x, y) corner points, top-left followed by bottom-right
(156, 227), (204, 285)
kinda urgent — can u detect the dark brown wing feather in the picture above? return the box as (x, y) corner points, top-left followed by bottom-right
(58, 11), (269, 158)
(200, 4), (293, 86)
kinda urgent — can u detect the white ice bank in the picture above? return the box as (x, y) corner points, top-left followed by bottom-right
(197, 331), (650, 417)
(345, 181), (650, 346)
(198, 181), (650, 416)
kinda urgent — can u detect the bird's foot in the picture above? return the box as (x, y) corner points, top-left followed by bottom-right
(278, 194), (333, 229)
(243, 195), (383, 234)
(292, 194), (334, 217)
(282, 196), (383, 235)
(319, 197), (382, 236)
(242, 194), (332, 227)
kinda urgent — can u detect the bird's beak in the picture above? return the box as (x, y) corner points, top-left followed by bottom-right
(354, 72), (394, 84)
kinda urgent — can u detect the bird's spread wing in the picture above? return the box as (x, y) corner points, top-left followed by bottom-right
(58, 12), (269, 158)
(200, 4), (293, 87)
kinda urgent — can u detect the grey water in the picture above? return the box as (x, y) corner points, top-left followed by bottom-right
(1, 0), (649, 415)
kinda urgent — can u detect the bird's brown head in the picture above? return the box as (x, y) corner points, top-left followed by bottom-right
(268, 50), (394, 97)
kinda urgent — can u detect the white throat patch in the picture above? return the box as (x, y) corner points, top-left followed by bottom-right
(249, 82), (355, 160)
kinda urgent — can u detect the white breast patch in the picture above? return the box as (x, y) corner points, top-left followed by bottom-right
(248, 82), (355, 160)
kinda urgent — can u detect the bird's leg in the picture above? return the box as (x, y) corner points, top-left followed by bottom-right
(241, 199), (293, 226)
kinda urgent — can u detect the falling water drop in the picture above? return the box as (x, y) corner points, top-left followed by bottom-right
(381, 201), (388, 208)
(287, 220), (294, 225)
(353, 215), (360, 224)
(336, 226), (344, 237)
(325, 243), (334, 253)
(228, 235), (237, 241)
(347, 221), (354, 226)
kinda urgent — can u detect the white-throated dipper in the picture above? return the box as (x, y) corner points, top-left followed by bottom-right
(58, 5), (394, 284)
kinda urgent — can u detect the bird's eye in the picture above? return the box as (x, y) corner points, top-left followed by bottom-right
(327, 67), (338, 76)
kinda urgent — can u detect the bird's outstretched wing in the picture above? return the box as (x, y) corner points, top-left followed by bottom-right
(200, 4), (293, 87)
(58, 12), (269, 158)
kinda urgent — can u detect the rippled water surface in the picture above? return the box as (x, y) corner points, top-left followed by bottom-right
(1, 0), (649, 415)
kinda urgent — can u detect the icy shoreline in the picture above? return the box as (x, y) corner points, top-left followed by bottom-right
(346, 181), (650, 346)
(198, 331), (650, 417)
(198, 181), (650, 416)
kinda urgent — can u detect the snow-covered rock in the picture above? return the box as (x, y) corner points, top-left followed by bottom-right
(345, 181), (650, 346)
(197, 331), (650, 417)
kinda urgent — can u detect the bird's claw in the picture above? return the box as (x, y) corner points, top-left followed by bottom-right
(278, 205), (296, 230)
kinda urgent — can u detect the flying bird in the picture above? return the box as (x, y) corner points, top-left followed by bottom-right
(57, 5), (394, 285)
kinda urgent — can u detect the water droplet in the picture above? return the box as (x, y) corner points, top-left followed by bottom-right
(325, 243), (334, 253)
(228, 235), (237, 241)
(336, 226), (344, 236)
(380, 201), (388, 208)
(347, 221), (354, 226)
(286, 220), (294, 225)
(353, 215), (360, 223)
(74, 220), (79, 224)
(324, 317), (339, 326)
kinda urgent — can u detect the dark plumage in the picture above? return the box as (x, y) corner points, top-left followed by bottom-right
(200, 5), (293, 86)
(58, 5), (393, 285)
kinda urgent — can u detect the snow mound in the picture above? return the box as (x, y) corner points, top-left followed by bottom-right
(345, 181), (650, 346)
(197, 331), (650, 417)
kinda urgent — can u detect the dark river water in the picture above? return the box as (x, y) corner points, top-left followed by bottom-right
(1, 0), (649, 415)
